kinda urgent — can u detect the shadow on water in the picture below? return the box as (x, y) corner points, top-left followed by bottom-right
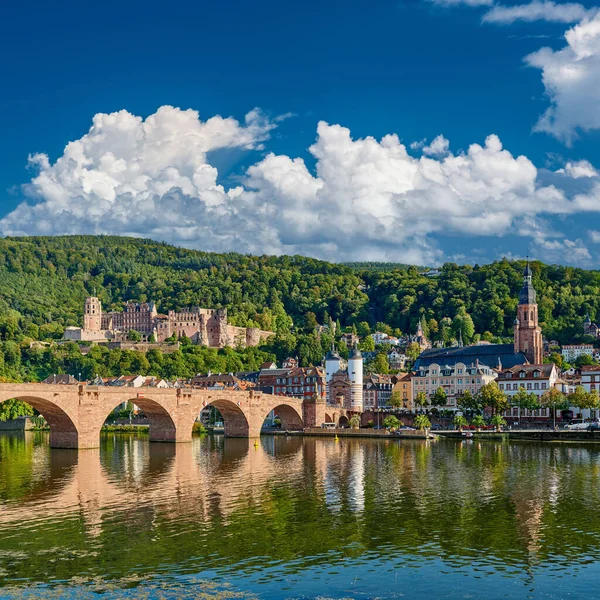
(0, 431), (77, 503)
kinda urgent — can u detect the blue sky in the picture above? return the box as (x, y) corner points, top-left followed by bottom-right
(2, 0), (600, 266)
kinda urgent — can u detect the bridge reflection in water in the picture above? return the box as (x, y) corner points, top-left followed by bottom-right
(2, 434), (600, 598)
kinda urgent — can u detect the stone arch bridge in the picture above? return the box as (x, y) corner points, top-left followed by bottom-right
(0, 384), (326, 449)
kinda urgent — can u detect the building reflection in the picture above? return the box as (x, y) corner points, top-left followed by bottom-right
(3, 433), (600, 584)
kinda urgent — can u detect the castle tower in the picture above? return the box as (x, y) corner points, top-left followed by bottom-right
(348, 345), (364, 411)
(514, 262), (543, 364)
(84, 297), (102, 333)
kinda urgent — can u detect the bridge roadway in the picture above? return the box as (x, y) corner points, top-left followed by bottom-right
(0, 384), (325, 449)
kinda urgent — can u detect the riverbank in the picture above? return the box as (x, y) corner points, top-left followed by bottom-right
(438, 429), (600, 443)
(302, 427), (434, 439)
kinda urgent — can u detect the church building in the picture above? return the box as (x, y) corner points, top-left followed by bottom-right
(416, 262), (543, 371)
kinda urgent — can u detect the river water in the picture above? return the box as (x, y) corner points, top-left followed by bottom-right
(0, 433), (599, 599)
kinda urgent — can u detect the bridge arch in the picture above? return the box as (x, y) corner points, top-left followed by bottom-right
(267, 403), (304, 432)
(99, 397), (178, 443)
(203, 398), (250, 437)
(0, 395), (79, 449)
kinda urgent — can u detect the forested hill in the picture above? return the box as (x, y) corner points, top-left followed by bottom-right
(1, 235), (600, 348)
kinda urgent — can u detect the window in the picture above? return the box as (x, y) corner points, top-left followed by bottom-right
(541, 383), (546, 390)
(534, 371), (540, 378)
(527, 383), (532, 390)
(520, 372), (525, 378)
(534, 383), (539, 390)
(498, 384), (504, 390)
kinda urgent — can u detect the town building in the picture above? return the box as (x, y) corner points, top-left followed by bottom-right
(363, 374), (395, 409)
(63, 296), (273, 348)
(387, 348), (408, 370)
(191, 373), (255, 391)
(497, 363), (560, 421)
(412, 362), (497, 411)
(340, 332), (360, 349)
(41, 374), (79, 385)
(584, 314), (600, 338)
(371, 332), (399, 345)
(257, 361), (326, 401)
(393, 373), (413, 410)
(580, 365), (600, 393)
(561, 344), (594, 363)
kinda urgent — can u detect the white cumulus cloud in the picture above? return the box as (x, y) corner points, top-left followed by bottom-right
(2, 106), (600, 265)
(483, 1), (592, 24)
(429, 0), (494, 6)
(526, 14), (600, 143)
(423, 135), (450, 156)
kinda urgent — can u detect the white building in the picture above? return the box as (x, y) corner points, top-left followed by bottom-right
(497, 363), (560, 420)
(561, 344), (594, 363)
(387, 348), (407, 370)
(411, 361), (497, 412)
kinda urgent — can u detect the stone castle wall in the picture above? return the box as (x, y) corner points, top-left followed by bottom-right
(73, 298), (274, 349)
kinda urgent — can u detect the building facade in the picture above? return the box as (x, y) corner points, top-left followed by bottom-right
(393, 373), (413, 410)
(412, 361), (497, 411)
(561, 344), (594, 363)
(497, 363), (560, 421)
(258, 363), (326, 401)
(64, 297), (273, 348)
(363, 374), (395, 409)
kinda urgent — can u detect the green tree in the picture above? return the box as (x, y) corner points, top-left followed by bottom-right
(414, 414), (431, 430)
(576, 354), (595, 368)
(548, 352), (564, 369)
(389, 390), (402, 410)
(414, 390), (429, 411)
(371, 352), (389, 374)
(478, 381), (508, 416)
(471, 414), (486, 430)
(0, 399), (34, 421)
(383, 415), (400, 430)
(348, 414), (361, 429)
(490, 414), (507, 431)
(405, 342), (421, 362)
(127, 329), (142, 342)
(540, 387), (568, 426)
(512, 386), (539, 422)
(453, 414), (468, 431)
(457, 390), (481, 414)
(360, 336), (375, 352)
(431, 387), (447, 407)
(569, 386), (595, 417)
(452, 308), (475, 345)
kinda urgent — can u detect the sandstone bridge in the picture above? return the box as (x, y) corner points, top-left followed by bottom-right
(0, 384), (327, 449)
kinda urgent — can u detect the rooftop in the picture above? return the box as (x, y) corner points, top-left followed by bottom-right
(415, 344), (527, 370)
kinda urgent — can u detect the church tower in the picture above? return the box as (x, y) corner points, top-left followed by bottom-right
(514, 262), (543, 364)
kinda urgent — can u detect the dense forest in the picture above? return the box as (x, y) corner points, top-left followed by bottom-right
(0, 235), (599, 381)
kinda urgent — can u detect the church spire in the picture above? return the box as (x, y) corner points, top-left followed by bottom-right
(514, 257), (542, 364)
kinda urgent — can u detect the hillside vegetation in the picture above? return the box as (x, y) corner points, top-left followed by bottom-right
(0, 235), (599, 381)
